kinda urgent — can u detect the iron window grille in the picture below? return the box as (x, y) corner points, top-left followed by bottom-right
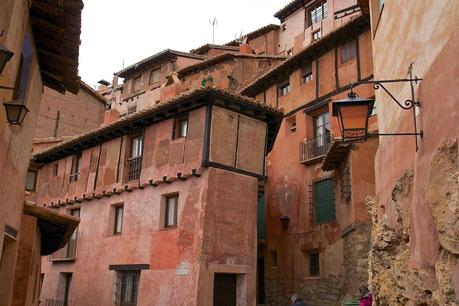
(115, 271), (140, 306)
(45, 299), (71, 306)
(340, 166), (351, 202)
(310, 176), (335, 225)
(307, 1), (328, 26)
(127, 135), (143, 181)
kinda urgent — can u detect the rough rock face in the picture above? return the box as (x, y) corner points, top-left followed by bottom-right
(369, 138), (459, 306)
(265, 224), (371, 306)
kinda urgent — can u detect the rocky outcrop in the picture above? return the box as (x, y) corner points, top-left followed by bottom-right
(369, 138), (459, 306)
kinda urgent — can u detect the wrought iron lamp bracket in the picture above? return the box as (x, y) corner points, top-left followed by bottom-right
(352, 65), (424, 151)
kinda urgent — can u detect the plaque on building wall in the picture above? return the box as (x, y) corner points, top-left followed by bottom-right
(176, 261), (190, 275)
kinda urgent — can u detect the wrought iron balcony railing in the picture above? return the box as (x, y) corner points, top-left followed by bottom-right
(300, 133), (332, 164)
(127, 156), (142, 181)
(45, 299), (71, 306)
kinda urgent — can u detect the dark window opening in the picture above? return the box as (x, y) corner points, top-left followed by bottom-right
(278, 79), (290, 97)
(312, 30), (322, 41)
(310, 252), (320, 277)
(69, 152), (82, 182)
(286, 115), (296, 134)
(340, 40), (357, 63)
(302, 64), (313, 84)
(173, 116), (188, 139)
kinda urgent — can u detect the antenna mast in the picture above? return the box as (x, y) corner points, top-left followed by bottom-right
(209, 17), (218, 43)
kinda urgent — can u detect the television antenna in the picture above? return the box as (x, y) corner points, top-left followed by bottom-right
(209, 17), (218, 43)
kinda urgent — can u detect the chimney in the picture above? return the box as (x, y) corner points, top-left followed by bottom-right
(103, 108), (120, 126)
(239, 43), (253, 54)
(112, 75), (119, 87)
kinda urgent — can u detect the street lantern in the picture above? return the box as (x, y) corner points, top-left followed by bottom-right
(332, 90), (374, 140)
(0, 45), (14, 74)
(3, 101), (29, 125)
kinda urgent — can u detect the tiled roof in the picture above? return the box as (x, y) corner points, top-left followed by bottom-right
(274, 0), (310, 21)
(79, 80), (109, 106)
(224, 24), (280, 46)
(31, 0), (84, 94)
(115, 49), (207, 78)
(33, 88), (283, 163)
(239, 15), (370, 97)
(177, 52), (286, 78)
(190, 44), (239, 55)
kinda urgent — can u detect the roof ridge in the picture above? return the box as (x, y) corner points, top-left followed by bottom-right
(239, 15), (370, 96)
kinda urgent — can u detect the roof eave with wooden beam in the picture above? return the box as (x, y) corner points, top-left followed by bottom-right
(30, 0), (83, 94)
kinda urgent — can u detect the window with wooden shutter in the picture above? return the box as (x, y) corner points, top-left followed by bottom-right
(312, 178), (335, 224)
(340, 41), (357, 64)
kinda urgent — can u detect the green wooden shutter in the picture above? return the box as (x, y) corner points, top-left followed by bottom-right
(313, 178), (335, 224)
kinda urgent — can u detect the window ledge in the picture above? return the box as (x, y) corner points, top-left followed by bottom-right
(159, 226), (178, 231)
(50, 257), (76, 263)
(123, 90), (146, 101)
(303, 276), (321, 280)
(300, 155), (324, 166)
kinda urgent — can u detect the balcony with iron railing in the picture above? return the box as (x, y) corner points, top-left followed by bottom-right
(45, 299), (71, 306)
(300, 133), (332, 165)
(127, 156), (142, 181)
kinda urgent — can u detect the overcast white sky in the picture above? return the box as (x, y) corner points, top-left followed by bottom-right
(79, 0), (284, 88)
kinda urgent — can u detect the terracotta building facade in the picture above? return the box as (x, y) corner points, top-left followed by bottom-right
(240, 11), (377, 305)
(363, 0), (459, 305)
(33, 89), (282, 306)
(0, 1), (83, 306)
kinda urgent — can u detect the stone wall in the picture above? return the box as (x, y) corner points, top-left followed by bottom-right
(368, 139), (459, 306)
(264, 223), (371, 306)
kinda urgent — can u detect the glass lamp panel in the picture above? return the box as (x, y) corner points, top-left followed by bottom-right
(339, 104), (370, 138)
(5, 104), (21, 123)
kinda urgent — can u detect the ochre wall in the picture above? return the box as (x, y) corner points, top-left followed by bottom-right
(35, 86), (105, 139)
(369, 0), (459, 304)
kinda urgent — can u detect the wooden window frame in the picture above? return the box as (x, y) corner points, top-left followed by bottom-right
(113, 205), (124, 235)
(172, 115), (189, 140)
(277, 79), (291, 97)
(340, 40), (357, 64)
(149, 68), (160, 85)
(311, 177), (335, 224)
(301, 64), (313, 84)
(164, 194), (178, 228)
(25, 170), (38, 192)
(312, 29), (322, 41)
(69, 152), (82, 182)
(306, 1), (328, 27)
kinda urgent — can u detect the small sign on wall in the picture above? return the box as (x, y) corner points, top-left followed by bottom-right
(176, 261), (190, 275)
